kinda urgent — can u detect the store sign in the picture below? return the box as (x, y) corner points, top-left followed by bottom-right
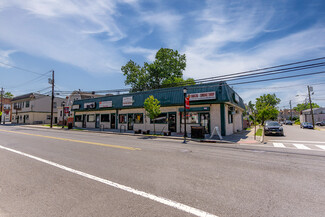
(72, 104), (80, 110)
(188, 91), (216, 101)
(99, 101), (112, 108)
(84, 102), (96, 109)
(123, 96), (133, 106)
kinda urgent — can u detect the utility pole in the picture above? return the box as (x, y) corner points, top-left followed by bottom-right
(0, 87), (3, 125)
(307, 85), (315, 129)
(49, 70), (54, 128)
(289, 100), (292, 121)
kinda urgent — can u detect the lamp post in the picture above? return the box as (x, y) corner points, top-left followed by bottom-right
(61, 101), (65, 128)
(183, 87), (187, 143)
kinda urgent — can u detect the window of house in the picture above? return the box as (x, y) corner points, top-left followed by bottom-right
(54, 102), (57, 108)
(26, 101), (30, 108)
(75, 115), (82, 122)
(228, 110), (233, 124)
(101, 114), (110, 122)
(60, 111), (62, 117)
(119, 114), (127, 124)
(25, 115), (29, 120)
(22, 102), (24, 108)
(181, 112), (199, 124)
(87, 114), (95, 122)
(151, 113), (167, 124)
(47, 115), (51, 120)
(134, 113), (143, 124)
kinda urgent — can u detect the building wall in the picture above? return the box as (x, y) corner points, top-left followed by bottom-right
(12, 112), (54, 124)
(74, 103), (244, 136)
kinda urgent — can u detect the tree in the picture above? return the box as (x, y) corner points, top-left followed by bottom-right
(144, 95), (161, 134)
(4, 92), (13, 99)
(121, 48), (194, 92)
(294, 103), (320, 112)
(255, 94), (281, 125)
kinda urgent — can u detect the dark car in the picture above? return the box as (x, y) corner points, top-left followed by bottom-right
(300, 122), (314, 129)
(264, 121), (284, 136)
(316, 121), (325, 126)
(284, 120), (293, 125)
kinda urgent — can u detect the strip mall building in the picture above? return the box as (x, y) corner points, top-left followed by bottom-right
(72, 82), (245, 136)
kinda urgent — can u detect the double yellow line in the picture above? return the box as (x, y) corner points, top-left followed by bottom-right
(0, 129), (140, 151)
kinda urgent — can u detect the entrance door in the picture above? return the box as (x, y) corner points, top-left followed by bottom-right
(128, 114), (134, 130)
(200, 113), (210, 134)
(82, 114), (86, 128)
(111, 113), (116, 129)
(168, 113), (176, 132)
(95, 114), (100, 128)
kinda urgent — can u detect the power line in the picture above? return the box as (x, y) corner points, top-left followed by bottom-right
(0, 61), (49, 76)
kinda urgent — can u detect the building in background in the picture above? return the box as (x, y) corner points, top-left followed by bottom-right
(300, 107), (325, 123)
(1, 98), (12, 122)
(11, 93), (65, 124)
(72, 82), (245, 136)
(57, 91), (103, 126)
(278, 109), (299, 121)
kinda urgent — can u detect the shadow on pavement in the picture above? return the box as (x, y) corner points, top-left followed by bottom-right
(221, 130), (251, 143)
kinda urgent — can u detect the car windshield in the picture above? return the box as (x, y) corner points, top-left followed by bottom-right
(266, 122), (280, 126)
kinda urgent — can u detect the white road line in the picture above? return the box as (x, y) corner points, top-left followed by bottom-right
(316, 145), (325, 150)
(273, 143), (286, 148)
(0, 145), (217, 217)
(268, 140), (325, 144)
(292, 144), (310, 150)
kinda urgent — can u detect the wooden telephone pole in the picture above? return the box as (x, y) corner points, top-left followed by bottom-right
(49, 70), (54, 128)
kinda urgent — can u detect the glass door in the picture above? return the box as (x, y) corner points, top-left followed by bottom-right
(168, 113), (176, 132)
(111, 113), (116, 129)
(200, 113), (210, 134)
(128, 114), (134, 130)
(95, 114), (100, 128)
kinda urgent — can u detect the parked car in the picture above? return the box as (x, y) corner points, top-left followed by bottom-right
(264, 121), (284, 136)
(300, 122), (314, 129)
(284, 120), (293, 125)
(316, 121), (325, 126)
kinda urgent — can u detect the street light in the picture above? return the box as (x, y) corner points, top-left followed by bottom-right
(61, 101), (65, 128)
(183, 87), (187, 143)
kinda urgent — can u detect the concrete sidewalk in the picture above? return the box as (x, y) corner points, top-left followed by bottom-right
(7, 123), (262, 144)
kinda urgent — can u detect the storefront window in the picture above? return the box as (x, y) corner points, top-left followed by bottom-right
(87, 114), (95, 122)
(101, 114), (110, 122)
(134, 113), (143, 124)
(119, 114), (127, 123)
(181, 112), (199, 124)
(75, 115), (82, 122)
(151, 113), (167, 124)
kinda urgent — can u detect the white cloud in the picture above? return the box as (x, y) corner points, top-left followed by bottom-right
(0, 49), (15, 68)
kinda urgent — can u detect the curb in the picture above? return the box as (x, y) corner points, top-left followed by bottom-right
(16, 125), (232, 144)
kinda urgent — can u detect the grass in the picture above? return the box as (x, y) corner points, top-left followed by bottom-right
(255, 129), (263, 136)
(245, 127), (252, 131)
(43, 124), (68, 128)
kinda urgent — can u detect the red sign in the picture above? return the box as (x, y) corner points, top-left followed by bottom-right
(185, 96), (190, 109)
(64, 107), (69, 114)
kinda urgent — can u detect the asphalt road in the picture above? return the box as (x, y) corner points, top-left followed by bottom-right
(1, 125), (325, 217)
(264, 124), (325, 151)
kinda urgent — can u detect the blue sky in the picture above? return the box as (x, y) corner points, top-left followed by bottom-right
(1, 0), (325, 108)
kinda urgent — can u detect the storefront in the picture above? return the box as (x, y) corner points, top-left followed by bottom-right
(72, 82), (245, 136)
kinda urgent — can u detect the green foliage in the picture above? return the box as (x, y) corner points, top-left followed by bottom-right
(294, 119), (300, 125)
(255, 94), (281, 125)
(255, 129), (263, 136)
(144, 95), (161, 134)
(121, 48), (194, 92)
(294, 103), (320, 112)
(4, 92), (14, 98)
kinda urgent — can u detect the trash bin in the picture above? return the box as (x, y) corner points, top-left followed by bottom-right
(191, 126), (205, 139)
(68, 123), (73, 129)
